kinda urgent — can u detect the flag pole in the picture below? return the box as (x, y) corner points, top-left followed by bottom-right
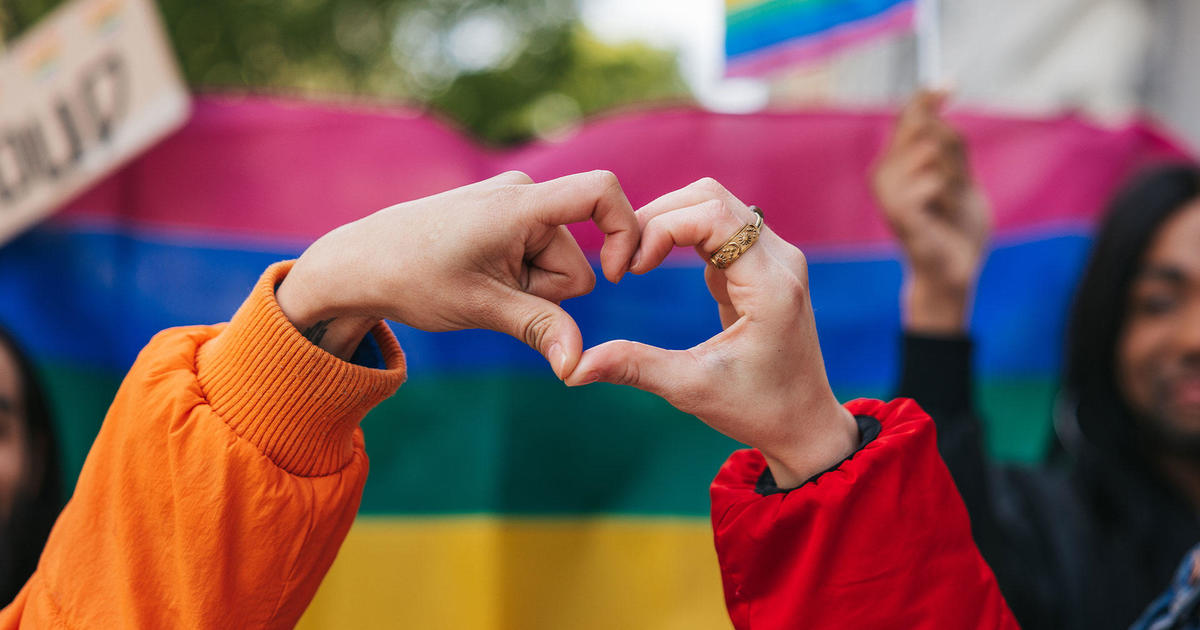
(916, 0), (941, 87)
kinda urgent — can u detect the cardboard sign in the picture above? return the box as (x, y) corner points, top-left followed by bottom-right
(0, 0), (190, 245)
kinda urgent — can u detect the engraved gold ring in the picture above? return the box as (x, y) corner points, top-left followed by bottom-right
(708, 206), (764, 269)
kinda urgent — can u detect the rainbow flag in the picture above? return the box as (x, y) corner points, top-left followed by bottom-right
(726, 0), (916, 77)
(0, 97), (1186, 629)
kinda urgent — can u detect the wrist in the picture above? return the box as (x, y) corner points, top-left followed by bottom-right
(276, 257), (379, 360)
(903, 276), (971, 335)
(760, 396), (859, 489)
(197, 261), (407, 475)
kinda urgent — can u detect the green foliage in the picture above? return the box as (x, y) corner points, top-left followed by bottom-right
(431, 26), (688, 144)
(1, 0), (690, 144)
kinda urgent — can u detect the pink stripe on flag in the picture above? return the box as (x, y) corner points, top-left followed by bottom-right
(52, 96), (1190, 256)
(726, 2), (915, 78)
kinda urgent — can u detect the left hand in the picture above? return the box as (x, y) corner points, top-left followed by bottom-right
(564, 178), (858, 488)
(276, 170), (640, 379)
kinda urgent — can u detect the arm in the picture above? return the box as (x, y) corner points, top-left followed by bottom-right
(872, 93), (1055, 615)
(567, 177), (1018, 628)
(710, 398), (1017, 630)
(897, 334), (1000, 541)
(0, 170), (641, 628)
(0, 261), (407, 628)
(871, 90), (1004, 551)
(871, 91), (994, 494)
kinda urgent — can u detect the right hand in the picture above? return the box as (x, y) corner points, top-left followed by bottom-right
(871, 90), (991, 334)
(565, 178), (859, 489)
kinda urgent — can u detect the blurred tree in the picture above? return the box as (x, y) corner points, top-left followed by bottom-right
(1, 0), (690, 144)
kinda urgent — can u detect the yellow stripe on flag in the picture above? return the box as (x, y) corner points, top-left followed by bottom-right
(297, 516), (733, 630)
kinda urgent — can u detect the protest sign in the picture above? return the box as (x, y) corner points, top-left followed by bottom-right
(0, 0), (189, 245)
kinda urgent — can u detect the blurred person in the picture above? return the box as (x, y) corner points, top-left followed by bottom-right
(0, 325), (60, 607)
(873, 90), (1200, 629)
(0, 171), (1019, 628)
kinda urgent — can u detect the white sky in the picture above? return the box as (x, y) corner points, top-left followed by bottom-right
(579, 0), (769, 112)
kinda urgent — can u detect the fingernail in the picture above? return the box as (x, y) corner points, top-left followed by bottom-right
(631, 251), (642, 271)
(548, 343), (567, 379)
(577, 372), (599, 386)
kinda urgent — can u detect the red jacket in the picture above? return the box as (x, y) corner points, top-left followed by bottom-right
(711, 397), (1020, 629)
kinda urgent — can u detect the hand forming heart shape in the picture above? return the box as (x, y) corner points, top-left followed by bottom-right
(277, 171), (859, 488)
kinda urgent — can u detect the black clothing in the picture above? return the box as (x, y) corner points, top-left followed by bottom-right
(899, 334), (1200, 630)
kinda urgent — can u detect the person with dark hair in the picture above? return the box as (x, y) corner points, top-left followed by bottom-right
(873, 90), (1200, 629)
(0, 326), (61, 607)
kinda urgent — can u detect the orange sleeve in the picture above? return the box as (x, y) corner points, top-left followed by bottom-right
(0, 261), (406, 629)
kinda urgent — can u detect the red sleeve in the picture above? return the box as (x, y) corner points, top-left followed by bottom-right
(710, 398), (1019, 630)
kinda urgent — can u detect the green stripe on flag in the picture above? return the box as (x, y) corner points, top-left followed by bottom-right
(39, 362), (1056, 514)
(727, 0), (839, 27)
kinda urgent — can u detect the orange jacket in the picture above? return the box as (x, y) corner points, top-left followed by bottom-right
(0, 262), (406, 628)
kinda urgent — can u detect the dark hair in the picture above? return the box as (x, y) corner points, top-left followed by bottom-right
(1061, 163), (1200, 459)
(0, 324), (61, 605)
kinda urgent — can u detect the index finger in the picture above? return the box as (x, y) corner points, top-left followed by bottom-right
(891, 89), (948, 149)
(522, 170), (640, 283)
(636, 198), (770, 282)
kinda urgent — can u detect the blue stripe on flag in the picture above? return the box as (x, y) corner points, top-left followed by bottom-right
(0, 226), (1089, 387)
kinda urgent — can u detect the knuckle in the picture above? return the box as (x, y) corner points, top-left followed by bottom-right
(789, 245), (809, 271)
(498, 170), (534, 185)
(709, 198), (744, 227)
(767, 248), (811, 304)
(702, 198), (729, 220)
(520, 309), (557, 350)
(572, 268), (597, 295)
(782, 268), (809, 302)
(691, 177), (726, 196)
(935, 126), (962, 149)
(915, 139), (940, 159)
(913, 120), (936, 138)
(869, 172), (884, 194)
(770, 273), (810, 314)
(614, 357), (642, 388)
(873, 166), (899, 192)
(642, 212), (665, 238)
(589, 169), (621, 192)
(492, 184), (528, 207)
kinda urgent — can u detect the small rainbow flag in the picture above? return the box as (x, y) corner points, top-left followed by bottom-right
(22, 35), (62, 81)
(86, 0), (125, 33)
(726, 0), (916, 77)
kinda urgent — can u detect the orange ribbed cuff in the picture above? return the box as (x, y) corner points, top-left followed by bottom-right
(196, 260), (407, 476)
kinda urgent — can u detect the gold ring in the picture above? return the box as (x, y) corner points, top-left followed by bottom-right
(708, 206), (764, 269)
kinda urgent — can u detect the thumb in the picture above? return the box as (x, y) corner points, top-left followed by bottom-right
(565, 339), (708, 407)
(487, 289), (583, 380)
